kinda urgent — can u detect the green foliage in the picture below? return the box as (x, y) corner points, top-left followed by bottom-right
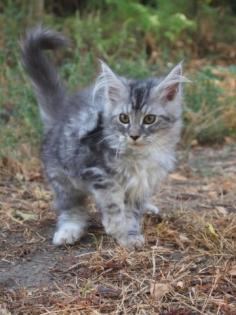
(184, 66), (236, 144)
(0, 1), (42, 157)
(106, 0), (196, 43)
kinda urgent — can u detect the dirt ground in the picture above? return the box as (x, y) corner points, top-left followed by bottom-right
(0, 145), (236, 315)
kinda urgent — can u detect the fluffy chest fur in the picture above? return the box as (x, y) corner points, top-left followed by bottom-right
(112, 148), (175, 203)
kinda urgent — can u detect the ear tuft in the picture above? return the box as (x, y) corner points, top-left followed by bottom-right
(93, 60), (126, 106)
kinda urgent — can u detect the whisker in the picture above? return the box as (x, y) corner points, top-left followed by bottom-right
(98, 134), (115, 145)
(115, 141), (122, 159)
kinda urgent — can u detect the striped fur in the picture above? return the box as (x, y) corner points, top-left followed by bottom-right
(21, 28), (189, 249)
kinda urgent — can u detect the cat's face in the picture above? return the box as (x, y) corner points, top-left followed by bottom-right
(94, 62), (189, 152)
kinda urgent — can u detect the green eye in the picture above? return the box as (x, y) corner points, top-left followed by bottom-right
(119, 113), (130, 124)
(143, 114), (157, 125)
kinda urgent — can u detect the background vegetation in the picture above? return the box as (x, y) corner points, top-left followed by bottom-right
(0, 0), (236, 159)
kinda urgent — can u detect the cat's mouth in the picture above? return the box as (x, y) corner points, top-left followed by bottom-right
(132, 142), (144, 147)
(129, 141), (146, 148)
(124, 136), (148, 149)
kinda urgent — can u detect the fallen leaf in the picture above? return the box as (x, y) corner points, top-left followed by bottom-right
(216, 206), (228, 216)
(176, 281), (184, 288)
(150, 281), (171, 299)
(169, 173), (188, 181)
(179, 234), (190, 243)
(14, 210), (38, 221)
(206, 223), (218, 238)
(32, 187), (50, 200)
(229, 265), (236, 276)
(28, 172), (42, 181)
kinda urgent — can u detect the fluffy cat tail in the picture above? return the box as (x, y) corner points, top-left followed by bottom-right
(21, 27), (69, 128)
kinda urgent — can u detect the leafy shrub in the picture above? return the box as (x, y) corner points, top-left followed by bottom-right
(184, 66), (236, 144)
(105, 0), (196, 44)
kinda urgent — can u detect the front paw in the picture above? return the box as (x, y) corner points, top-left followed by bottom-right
(117, 233), (145, 250)
(144, 203), (160, 215)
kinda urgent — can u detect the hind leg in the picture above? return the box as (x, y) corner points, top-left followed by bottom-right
(49, 176), (89, 245)
(144, 202), (160, 215)
(53, 209), (88, 245)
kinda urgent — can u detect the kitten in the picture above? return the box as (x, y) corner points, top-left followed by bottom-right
(21, 27), (189, 249)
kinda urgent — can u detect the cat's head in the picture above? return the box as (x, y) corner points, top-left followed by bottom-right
(94, 61), (190, 153)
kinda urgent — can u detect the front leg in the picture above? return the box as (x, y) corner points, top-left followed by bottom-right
(92, 180), (144, 250)
(116, 210), (145, 250)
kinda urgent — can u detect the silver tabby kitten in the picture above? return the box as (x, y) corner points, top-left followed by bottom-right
(21, 27), (189, 249)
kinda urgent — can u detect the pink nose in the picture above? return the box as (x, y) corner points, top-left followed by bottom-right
(130, 135), (140, 141)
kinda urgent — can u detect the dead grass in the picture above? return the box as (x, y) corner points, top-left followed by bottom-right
(0, 145), (236, 315)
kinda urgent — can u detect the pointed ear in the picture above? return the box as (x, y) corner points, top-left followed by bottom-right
(154, 62), (190, 103)
(161, 63), (182, 102)
(93, 60), (127, 106)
